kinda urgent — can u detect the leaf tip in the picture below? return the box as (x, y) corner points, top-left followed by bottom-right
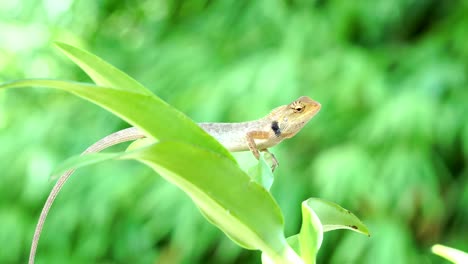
(53, 41), (69, 51)
(53, 42), (84, 57)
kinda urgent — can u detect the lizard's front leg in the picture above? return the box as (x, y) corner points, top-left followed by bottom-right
(246, 131), (278, 171)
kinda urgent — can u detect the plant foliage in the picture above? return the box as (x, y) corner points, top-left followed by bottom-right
(1, 44), (368, 263)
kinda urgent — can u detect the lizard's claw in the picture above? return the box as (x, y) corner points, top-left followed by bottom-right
(262, 149), (279, 172)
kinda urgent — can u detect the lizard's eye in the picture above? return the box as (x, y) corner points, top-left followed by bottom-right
(290, 101), (305, 113)
(294, 106), (304, 113)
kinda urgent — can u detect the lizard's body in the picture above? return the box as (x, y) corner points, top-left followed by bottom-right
(29, 96), (321, 264)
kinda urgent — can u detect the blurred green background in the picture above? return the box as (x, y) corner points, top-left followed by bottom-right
(1, 0), (468, 263)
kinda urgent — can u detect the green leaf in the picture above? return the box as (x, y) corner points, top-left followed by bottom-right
(261, 235), (304, 264)
(286, 235), (300, 255)
(304, 198), (370, 236)
(261, 198), (326, 264)
(121, 141), (289, 256)
(54, 42), (152, 96)
(268, 199), (369, 264)
(0, 79), (233, 160)
(432, 244), (468, 264)
(298, 200), (324, 264)
(248, 153), (275, 190)
(49, 141), (299, 262)
(126, 137), (157, 151)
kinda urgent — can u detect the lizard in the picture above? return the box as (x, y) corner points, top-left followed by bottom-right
(28, 95), (321, 264)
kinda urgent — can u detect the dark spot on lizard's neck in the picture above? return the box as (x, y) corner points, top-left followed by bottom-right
(271, 121), (281, 136)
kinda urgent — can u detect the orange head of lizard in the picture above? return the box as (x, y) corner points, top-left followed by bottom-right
(269, 96), (321, 138)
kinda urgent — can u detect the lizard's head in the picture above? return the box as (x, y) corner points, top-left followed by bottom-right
(270, 96), (321, 138)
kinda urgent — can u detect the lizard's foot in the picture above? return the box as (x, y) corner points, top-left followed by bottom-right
(262, 149), (278, 172)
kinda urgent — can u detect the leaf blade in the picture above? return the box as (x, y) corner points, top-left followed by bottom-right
(54, 42), (152, 95)
(60, 141), (295, 261)
(121, 141), (286, 252)
(0, 79), (233, 160)
(432, 244), (468, 264)
(304, 198), (370, 236)
(298, 200), (324, 264)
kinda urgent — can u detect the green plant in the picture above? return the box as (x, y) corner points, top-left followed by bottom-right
(432, 244), (468, 264)
(0, 43), (369, 263)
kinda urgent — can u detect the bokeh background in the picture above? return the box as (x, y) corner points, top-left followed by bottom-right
(1, 0), (467, 263)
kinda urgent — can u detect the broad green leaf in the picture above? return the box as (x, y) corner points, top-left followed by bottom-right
(0, 79), (233, 160)
(298, 200), (324, 264)
(261, 198), (325, 264)
(304, 198), (370, 236)
(262, 234), (304, 264)
(248, 153), (275, 190)
(52, 141), (298, 262)
(432, 244), (468, 264)
(121, 141), (292, 259)
(286, 235), (300, 255)
(54, 42), (152, 96)
(126, 137), (157, 151)
(265, 199), (369, 264)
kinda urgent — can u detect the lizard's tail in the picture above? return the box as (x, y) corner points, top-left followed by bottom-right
(29, 127), (145, 264)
